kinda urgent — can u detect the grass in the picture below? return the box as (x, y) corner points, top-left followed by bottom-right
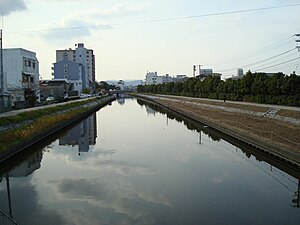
(0, 108), (88, 152)
(0, 98), (100, 127)
(0, 96), (109, 153)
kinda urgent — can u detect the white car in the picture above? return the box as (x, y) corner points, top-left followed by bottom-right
(46, 96), (55, 101)
(80, 93), (88, 99)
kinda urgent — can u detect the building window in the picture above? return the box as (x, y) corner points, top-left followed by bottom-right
(33, 62), (35, 68)
(22, 74), (29, 82)
(30, 77), (34, 82)
(63, 52), (68, 60)
(64, 69), (68, 74)
(25, 60), (31, 67)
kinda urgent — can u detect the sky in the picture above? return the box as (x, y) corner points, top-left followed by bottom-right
(1, 0), (300, 81)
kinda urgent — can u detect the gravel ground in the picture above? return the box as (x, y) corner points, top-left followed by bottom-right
(142, 94), (300, 154)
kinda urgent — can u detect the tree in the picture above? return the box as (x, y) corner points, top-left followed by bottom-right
(82, 88), (91, 94)
(8, 80), (39, 108)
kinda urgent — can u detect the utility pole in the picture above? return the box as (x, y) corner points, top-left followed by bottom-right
(193, 65), (196, 77)
(0, 29), (4, 96)
(295, 34), (300, 52)
(6, 175), (13, 218)
(198, 65), (202, 76)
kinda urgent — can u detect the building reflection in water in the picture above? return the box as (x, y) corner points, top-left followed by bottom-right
(0, 150), (43, 224)
(116, 94), (133, 105)
(145, 105), (156, 116)
(59, 113), (97, 155)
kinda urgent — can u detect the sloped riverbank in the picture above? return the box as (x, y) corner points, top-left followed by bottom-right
(134, 94), (300, 167)
(0, 96), (115, 163)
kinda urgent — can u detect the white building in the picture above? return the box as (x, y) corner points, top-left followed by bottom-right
(3, 48), (39, 106)
(145, 71), (158, 85)
(157, 74), (173, 84)
(145, 72), (174, 85)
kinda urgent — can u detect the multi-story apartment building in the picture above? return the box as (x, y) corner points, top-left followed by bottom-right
(3, 48), (39, 106)
(55, 43), (95, 92)
(145, 72), (174, 85)
(52, 60), (83, 93)
(145, 71), (158, 85)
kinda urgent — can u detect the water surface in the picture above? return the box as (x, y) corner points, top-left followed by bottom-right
(0, 98), (299, 225)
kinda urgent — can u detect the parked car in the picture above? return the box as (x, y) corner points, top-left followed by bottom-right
(46, 96), (55, 103)
(80, 93), (88, 99)
(63, 93), (69, 99)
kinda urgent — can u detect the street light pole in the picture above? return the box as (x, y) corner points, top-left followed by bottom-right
(0, 29), (4, 95)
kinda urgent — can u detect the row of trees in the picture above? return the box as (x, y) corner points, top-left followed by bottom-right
(137, 71), (300, 106)
(137, 72), (300, 106)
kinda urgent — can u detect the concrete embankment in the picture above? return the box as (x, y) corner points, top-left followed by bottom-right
(134, 93), (300, 168)
(0, 96), (115, 164)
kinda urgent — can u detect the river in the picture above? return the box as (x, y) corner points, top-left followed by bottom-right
(0, 97), (299, 225)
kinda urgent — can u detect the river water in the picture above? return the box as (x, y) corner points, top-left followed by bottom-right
(0, 97), (299, 225)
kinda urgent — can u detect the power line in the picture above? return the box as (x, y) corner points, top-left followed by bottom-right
(4, 3), (300, 34)
(253, 56), (300, 71)
(217, 48), (296, 72)
(251, 51), (299, 71)
(242, 48), (296, 68)
(214, 36), (295, 67)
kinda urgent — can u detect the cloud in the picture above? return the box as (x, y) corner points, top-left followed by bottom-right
(42, 19), (112, 41)
(39, 1), (149, 41)
(45, 177), (171, 224)
(90, 2), (150, 19)
(0, 0), (27, 16)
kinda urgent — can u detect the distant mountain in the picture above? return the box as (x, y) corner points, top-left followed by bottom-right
(105, 80), (143, 87)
